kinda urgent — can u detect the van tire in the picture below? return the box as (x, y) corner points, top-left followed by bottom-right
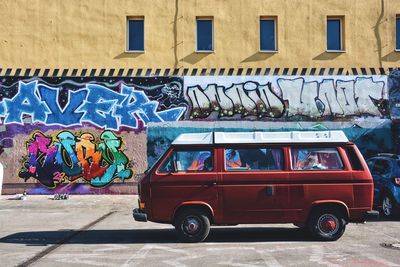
(308, 208), (346, 241)
(175, 209), (210, 243)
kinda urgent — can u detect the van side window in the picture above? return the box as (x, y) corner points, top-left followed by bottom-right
(225, 148), (283, 171)
(345, 147), (364, 170)
(159, 150), (213, 173)
(291, 148), (344, 170)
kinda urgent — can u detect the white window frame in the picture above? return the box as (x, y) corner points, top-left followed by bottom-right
(259, 16), (278, 53)
(396, 15), (400, 52)
(196, 16), (214, 53)
(126, 16), (145, 53)
(326, 16), (345, 53)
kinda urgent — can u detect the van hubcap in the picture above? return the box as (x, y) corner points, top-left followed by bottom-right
(383, 197), (393, 216)
(183, 217), (201, 235)
(317, 214), (339, 234)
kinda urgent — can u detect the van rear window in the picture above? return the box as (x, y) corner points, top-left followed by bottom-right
(345, 147), (364, 171)
(291, 148), (344, 170)
(225, 148), (283, 171)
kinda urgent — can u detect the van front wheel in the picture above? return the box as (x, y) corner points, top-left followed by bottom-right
(175, 209), (210, 243)
(308, 209), (346, 241)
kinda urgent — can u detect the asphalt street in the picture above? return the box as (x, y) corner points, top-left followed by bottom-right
(0, 195), (399, 267)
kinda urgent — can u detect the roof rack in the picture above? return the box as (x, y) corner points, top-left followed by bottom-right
(172, 131), (349, 145)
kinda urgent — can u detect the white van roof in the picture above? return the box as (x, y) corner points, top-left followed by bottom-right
(172, 131), (349, 145)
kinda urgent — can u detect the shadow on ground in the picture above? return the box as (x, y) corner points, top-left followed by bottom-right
(0, 227), (314, 245)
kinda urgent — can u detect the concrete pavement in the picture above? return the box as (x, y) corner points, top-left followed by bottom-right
(0, 195), (399, 267)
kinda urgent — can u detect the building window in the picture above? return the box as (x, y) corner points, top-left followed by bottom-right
(260, 17), (277, 51)
(196, 17), (213, 52)
(127, 17), (144, 52)
(396, 15), (400, 50)
(327, 17), (344, 51)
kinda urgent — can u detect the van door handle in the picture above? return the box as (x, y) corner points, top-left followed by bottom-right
(265, 186), (274, 196)
(206, 181), (217, 187)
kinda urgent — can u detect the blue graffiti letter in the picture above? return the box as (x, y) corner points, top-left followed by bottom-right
(78, 85), (125, 129)
(115, 85), (185, 128)
(38, 85), (88, 126)
(4, 81), (49, 123)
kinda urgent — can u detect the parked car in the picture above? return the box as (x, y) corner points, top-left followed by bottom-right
(134, 131), (377, 242)
(366, 153), (400, 218)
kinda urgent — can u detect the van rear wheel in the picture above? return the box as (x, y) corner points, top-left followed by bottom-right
(175, 209), (210, 243)
(308, 208), (346, 241)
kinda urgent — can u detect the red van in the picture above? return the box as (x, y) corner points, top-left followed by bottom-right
(133, 131), (378, 242)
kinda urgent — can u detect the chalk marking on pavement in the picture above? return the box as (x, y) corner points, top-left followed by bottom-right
(92, 244), (130, 253)
(53, 255), (112, 267)
(16, 211), (116, 267)
(209, 246), (282, 267)
(203, 241), (302, 246)
(207, 247), (255, 251)
(309, 245), (343, 267)
(121, 244), (195, 267)
(217, 257), (268, 267)
(163, 254), (202, 267)
(121, 244), (154, 266)
(365, 255), (400, 267)
(255, 249), (282, 267)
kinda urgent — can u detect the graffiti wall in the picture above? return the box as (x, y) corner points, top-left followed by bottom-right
(185, 76), (389, 120)
(0, 74), (397, 194)
(0, 77), (186, 130)
(0, 76), (184, 194)
(19, 130), (132, 188)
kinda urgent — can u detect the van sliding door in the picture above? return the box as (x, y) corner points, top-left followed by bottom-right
(220, 146), (289, 224)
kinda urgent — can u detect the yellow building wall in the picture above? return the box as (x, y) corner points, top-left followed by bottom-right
(0, 0), (400, 72)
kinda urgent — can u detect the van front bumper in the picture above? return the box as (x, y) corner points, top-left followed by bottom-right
(133, 208), (147, 222)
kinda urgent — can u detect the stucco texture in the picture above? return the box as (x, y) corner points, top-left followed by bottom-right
(0, 0), (399, 70)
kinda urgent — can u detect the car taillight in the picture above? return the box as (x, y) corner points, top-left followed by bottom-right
(394, 177), (400, 186)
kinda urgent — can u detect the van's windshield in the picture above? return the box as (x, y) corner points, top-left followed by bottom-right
(144, 149), (170, 174)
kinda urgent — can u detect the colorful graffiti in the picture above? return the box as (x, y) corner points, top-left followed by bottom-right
(185, 76), (389, 119)
(0, 77), (186, 131)
(18, 130), (132, 188)
(0, 74), (397, 194)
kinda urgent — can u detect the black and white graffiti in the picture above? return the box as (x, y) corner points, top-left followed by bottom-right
(185, 76), (389, 120)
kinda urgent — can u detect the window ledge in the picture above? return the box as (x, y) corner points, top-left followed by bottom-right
(195, 50), (214, 53)
(125, 50), (145, 53)
(395, 49), (400, 52)
(259, 50), (278, 53)
(326, 50), (345, 53)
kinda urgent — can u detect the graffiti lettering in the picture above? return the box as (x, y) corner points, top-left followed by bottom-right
(4, 81), (49, 124)
(19, 130), (133, 188)
(187, 77), (388, 119)
(0, 81), (186, 130)
(188, 82), (285, 119)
